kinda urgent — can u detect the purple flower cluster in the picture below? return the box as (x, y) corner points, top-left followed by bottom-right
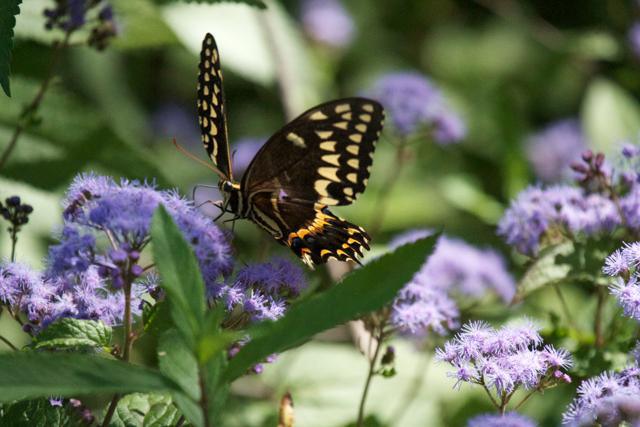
(436, 321), (572, 398)
(499, 145), (640, 256)
(367, 72), (466, 143)
(44, 0), (117, 50)
(211, 258), (307, 322)
(231, 137), (263, 176)
(563, 364), (640, 426)
(629, 22), (640, 60)
(526, 119), (586, 183)
(467, 412), (537, 427)
(389, 231), (515, 337)
(300, 0), (355, 48)
(604, 242), (640, 322)
(0, 263), (143, 328)
(0, 173), (234, 331)
(498, 185), (620, 256)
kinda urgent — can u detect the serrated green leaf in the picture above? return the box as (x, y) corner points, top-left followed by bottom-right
(0, 353), (181, 402)
(0, 398), (84, 427)
(223, 235), (439, 382)
(0, 0), (21, 96)
(582, 78), (640, 152)
(514, 242), (573, 303)
(151, 205), (206, 350)
(158, 329), (200, 401)
(105, 393), (181, 427)
(34, 318), (112, 350)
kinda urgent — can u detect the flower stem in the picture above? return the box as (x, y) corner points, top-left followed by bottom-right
(0, 30), (73, 171)
(9, 228), (18, 262)
(388, 350), (431, 424)
(594, 285), (607, 348)
(368, 137), (409, 237)
(481, 381), (500, 410)
(356, 328), (384, 426)
(513, 388), (538, 411)
(199, 369), (211, 427)
(553, 284), (577, 330)
(0, 334), (18, 351)
(101, 278), (134, 427)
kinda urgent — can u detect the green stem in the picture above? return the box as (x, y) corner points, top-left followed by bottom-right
(553, 284), (577, 330)
(356, 328), (384, 427)
(388, 350), (431, 424)
(199, 369), (211, 427)
(368, 137), (409, 237)
(594, 286), (606, 348)
(101, 277), (134, 427)
(0, 31), (73, 171)
(9, 228), (17, 263)
(0, 334), (18, 351)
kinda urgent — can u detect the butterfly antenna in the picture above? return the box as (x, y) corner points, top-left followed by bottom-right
(172, 138), (227, 180)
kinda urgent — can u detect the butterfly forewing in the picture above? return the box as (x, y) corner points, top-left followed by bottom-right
(241, 98), (384, 206)
(197, 33), (232, 179)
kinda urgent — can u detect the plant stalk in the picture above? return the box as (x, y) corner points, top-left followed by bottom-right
(356, 328), (384, 427)
(0, 31), (73, 171)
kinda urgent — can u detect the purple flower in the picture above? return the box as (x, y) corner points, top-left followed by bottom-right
(563, 364), (640, 426)
(389, 232), (515, 338)
(367, 72), (466, 143)
(610, 277), (640, 322)
(498, 185), (620, 256)
(211, 258), (307, 322)
(301, 0), (355, 48)
(150, 103), (199, 143)
(61, 174), (232, 286)
(467, 412), (537, 427)
(436, 320), (572, 397)
(231, 137), (263, 176)
(526, 119), (586, 183)
(47, 226), (96, 277)
(629, 22), (640, 59)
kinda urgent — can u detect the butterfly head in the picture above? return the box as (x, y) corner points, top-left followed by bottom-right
(219, 179), (242, 215)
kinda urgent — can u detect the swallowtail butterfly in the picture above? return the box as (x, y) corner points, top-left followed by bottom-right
(197, 33), (384, 267)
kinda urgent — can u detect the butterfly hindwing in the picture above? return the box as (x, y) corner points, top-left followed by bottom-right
(241, 98), (384, 206)
(198, 33), (232, 179)
(247, 193), (370, 266)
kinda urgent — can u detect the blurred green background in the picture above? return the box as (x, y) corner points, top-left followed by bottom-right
(2, 0), (640, 425)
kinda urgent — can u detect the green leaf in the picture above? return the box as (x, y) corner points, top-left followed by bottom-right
(223, 235), (439, 382)
(0, 353), (181, 402)
(110, 0), (179, 49)
(158, 329), (200, 401)
(0, 399), (83, 427)
(582, 78), (640, 152)
(514, 242), (573, 303)
(105, 393), (181, 427)
(0, 0), (21, 96)
(203, 352), (228, 425)
(151, 205), (206, 350)
(34, 318), (112, 350)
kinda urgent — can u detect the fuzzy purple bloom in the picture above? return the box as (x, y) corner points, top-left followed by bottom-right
(367, 72), (465, 143)
(390, 231), (515, 338)
(629, 22), (640, 60)
(210, 258), (307, 322)
(301, 0), (355, 48)
(436, 320), (572, 397)
(231, 137), (263, 176)
(467, 412), (537, 427)
(498, 185), (620, 256)
(563, 365), (640, 426)
(150, 103), (199, 143)
(526, 119), (586, 183)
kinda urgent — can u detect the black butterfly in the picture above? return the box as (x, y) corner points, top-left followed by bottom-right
(197, 33), (384, 267)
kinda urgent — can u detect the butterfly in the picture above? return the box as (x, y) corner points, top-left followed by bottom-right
(197, 33), (384, 267)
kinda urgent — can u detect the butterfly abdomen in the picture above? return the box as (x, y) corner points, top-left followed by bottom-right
(284, 207), (370, 267)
